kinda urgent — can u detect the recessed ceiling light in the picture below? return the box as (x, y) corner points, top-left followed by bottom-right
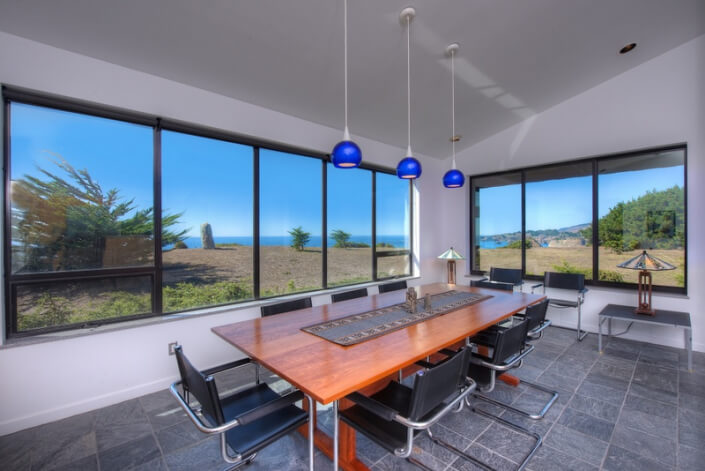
(619, 43), (637, 54)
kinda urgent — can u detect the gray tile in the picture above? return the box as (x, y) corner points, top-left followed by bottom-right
(97, 434), (160, 471)
(139, 390), (189, 431)
(415, 426), (472, 465)
(475, 422), (537, 465)
(678, 444), (705, 471)
(0, 427), (33, 471)
(130, 456), (168, 471)
(590, 360), (634, 381)
(95, 399), (152, 452)
(603, 343), (640, 361)
(31, 411), (97, 470)
(679, 391), (705, 413)
(558, 407), (614, 441)
(512, 364), (544, 382)
(449, 443), (516, 471)
(526, 444), (597, 471)
(544, 423), (608, 466)
(243, 434), (317, 471)
(576, 379), (627, 405)
(629, 382), (678, 405)
(481, 381), (526, 405)
(678, 408), (705, 448)
(632, 363), (678, 394)
(678, 371), (705, 398)
(611, 424), (676, 467)
(603, 444), (673, 471)
(356, 431), (387, 467)
(371, 447), (446, 471)
(155, 419), (208, 454)
(616, 394), (677, 439)
(584, 371), (630, 392)
(438, 408), (492, 440)
(638, 344), (680, 369)
(163, 436), (223, 471)
(522, 349), (556, 370)
(568, 394), (620, 422)
(536, 368), (582, 391)
(51, 454), (98, 471)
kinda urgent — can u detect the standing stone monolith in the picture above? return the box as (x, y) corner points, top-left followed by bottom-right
(201, 223), (216, 249)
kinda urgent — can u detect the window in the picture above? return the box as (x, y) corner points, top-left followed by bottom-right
(327, 164), (373, 287)
(470, 145), (687, 293)
(471, 173), (522, 272)
(525, 162), (592, 278)
(3, 90), (414, 337)
(375, 172), (412, 279)
(161, 131), (254, 311)
(259, 149), (323, 296)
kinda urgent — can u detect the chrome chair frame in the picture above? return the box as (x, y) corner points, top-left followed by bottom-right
(532, 271), (588, 341)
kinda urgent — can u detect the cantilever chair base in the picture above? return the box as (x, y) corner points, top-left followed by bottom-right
(473, 378), (559, 420)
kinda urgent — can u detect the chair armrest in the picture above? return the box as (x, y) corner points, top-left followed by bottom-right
(470, 344), (535, 371)
(530, 283), (543, 293)
(201, 357), (252, 376)
(479, 277), (489, 282)
(393, 378), (478, 430)
(235, 390), (304, 426)
(170, 382), (242, 435)
(346, 392), (399, 421)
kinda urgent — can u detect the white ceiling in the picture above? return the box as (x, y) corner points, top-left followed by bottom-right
(0, 0), (703, 158)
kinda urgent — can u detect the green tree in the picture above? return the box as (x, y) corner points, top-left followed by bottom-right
(331, 229), (351, 248)
(12, 157), (187, 271)
(288, 226), (311, 251)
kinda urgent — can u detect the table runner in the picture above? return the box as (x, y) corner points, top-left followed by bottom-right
(302, 290), (492, 346)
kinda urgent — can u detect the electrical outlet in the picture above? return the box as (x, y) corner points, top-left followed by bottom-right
(168, 341), (179, 356)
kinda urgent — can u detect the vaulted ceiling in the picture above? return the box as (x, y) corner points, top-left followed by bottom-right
(1, 0), (703, 157)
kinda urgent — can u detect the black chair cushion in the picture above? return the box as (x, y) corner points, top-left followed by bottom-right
(378, 280), (407, 293)
(471, 279), (514, 291)
(490, 267), (522, 285)
(220, 383), (308, 457)
(548, 298), (579, 308)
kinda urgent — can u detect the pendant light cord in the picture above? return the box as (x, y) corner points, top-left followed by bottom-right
(451, 48), (456, 169)
(406, 14), (411, 155)
(344, 0), (348, 133)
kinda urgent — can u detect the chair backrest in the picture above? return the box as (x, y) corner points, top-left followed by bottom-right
(407, 348), (470, 421)
(544, 271), (585, 291)
(378, 280), (407, 293)
(489, 267), (522, 286)
(524, 299), (549, 331)
(491, 319), (529, 364)
(174, 346), (225, 425)
(261, 297), (312, 317)
(331, 287), (368, 303)
(471, 279), (514, 291)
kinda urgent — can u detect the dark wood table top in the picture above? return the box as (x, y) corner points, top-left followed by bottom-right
(212, 283), (545, 404)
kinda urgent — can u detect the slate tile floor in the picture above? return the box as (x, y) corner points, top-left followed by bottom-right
(2, 326), (704, 470)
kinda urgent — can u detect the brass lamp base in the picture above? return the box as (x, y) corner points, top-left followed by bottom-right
(635, 270), (655, 316)
(446, 260), (456, 285)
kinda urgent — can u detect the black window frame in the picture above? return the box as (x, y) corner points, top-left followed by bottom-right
(469, 143), (687, 295)
(2, 86), (413, 338)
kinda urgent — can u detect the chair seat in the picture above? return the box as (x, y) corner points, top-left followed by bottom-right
(548, 298), (579, 308)
(219, 383), (308, 457)
(340, 381), (442, 454)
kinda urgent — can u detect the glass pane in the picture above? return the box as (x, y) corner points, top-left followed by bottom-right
(471, 173), (522, 272)
(598, 149), (685, 287)
(327, 165), (372, 286)
(260, 149), (322, 295)
(525, 162), (593, 278)
(9, 103), (154, 273)
(375, 173), (411, 278)
(161, 131), (254, 311)
(15, 276), (152, 332)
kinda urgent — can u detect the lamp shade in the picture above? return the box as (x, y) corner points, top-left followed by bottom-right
(331, 140), (362, 168)
(617, 250), (676, 271)
(443, 169), (465, 188)
(397, 156), (422, 179)
(438, 247), (465, 260)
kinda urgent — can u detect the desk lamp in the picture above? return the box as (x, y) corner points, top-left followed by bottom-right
(438, 247), (464, 285)
(617, 250), (675, 315)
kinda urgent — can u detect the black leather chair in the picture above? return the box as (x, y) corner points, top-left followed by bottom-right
(515, 298), (552, 340)
(261, 297), (312, 317)
(532, 272), (588, 340)
(378, 280), (407, 293)
(470, 279), (514, 291)
(331, 287), (368, 303)
(170, 346), (314, 470)
(340, 349), (481, 470)
(479, 267), (523, 291)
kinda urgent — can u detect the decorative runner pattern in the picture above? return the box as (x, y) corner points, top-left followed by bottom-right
(302, 290), (492, 346)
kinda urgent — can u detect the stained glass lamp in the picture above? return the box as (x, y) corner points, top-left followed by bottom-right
(617, 250), (676, 315)
(438, 247), (465, 285)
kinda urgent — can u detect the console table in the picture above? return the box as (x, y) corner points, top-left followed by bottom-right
(597, 304), (692, 371)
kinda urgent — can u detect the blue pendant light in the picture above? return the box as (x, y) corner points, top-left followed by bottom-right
(443, 43), (465, 188)
(396, 8), (422, 180)
(331, 0), (362, 168)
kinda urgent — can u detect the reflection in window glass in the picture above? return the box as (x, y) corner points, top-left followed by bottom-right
(15, 276), (152, 332)
(471, 173), (522, 272)
(260, 149), (322, 295)
(161, 131), (254, 311)
(375, 173), (411, 278)
(598, 150), (685, 287)
(525, 163), (593, 278)
(327, 165), (372, 286)
(9, 103), (154, 273)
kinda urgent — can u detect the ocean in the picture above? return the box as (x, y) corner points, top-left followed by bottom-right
(173, 234), (408, 249)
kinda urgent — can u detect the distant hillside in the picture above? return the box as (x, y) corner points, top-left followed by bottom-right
(558, 223), (590, 233)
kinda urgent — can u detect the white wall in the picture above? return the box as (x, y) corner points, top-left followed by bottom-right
(446, 34), (705, 352)
(0, 32), (447, 435)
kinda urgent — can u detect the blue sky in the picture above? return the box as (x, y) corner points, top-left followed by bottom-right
(478, 166), (684, 236)
(11, 102), (410, 239)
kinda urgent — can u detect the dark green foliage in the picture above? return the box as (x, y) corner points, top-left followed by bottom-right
(288, 226), (311, 251)
(331, 229), (351, 248)
(376, 242), (396, 248)
(163, 281), (252, 311)
(598, 270), (625, 282)
(552, 260), (625, 282)
(346, 242), (371, 248)
(504, 240), (532, 249)
(586, 186), (684, 253)
(174, 241), (188, 249)
(12, 157), (187, 271)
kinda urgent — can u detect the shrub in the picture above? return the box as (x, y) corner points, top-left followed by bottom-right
(376, 242), (395, 248)
(598, 270), (625, 283)
(331, 229), (351, 248)
(288, 226), (311, 251)
(174, 241), (188, 249)
(163, 281), (252, 311)
(504, 240), (532, 249)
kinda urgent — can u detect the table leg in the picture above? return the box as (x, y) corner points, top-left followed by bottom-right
(333, 400), (339, 471)
(686, 327), (693, 371)
(608, 318), (612, 337)
(598, 317), (603, 353)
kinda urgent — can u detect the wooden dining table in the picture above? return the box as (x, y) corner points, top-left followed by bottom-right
(212, 282), (545, 471)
